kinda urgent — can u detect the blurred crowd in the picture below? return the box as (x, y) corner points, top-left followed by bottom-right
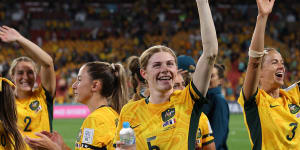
(0, 0), (299, 103)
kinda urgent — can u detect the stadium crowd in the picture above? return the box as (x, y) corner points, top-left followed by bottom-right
(0, 0), (299, 103)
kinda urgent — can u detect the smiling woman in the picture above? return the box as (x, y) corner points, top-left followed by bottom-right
(0, 25), (56, 149)
(237, 0), (300, 149)
(114, 0), (218, 149)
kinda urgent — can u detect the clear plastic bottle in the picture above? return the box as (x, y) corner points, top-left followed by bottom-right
(119, 121), (136, 145)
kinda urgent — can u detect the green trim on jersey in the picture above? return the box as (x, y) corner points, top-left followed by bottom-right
(188, 82), (206, 150)
(243, 89), (262, 150)
(43, 87), (54, 132)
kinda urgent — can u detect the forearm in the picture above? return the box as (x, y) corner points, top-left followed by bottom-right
(16, 36), (53, 67)
(193, 0), (218, 96)
(196, 0), (218, 57)
(243, 14), (269, 100)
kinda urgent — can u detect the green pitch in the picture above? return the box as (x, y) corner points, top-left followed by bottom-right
(53, 114), (250, 149)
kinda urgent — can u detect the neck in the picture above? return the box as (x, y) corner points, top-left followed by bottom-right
(263, 87), (280, 98)
(148, 88), (173, 104)
(85, 94), (108, 112)
(15, 88), (32, 99)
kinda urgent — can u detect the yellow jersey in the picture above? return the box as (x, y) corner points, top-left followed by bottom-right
(16, 86), (54, 139)
(75, 106), (119, 150)
(115, 82), (207, 150)
(238, 87), (300, 150)
(196, 113), (214, 149)
(0, 122), (13, 150)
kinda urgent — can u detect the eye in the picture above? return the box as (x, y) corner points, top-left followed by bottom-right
(153, 63), (160, 68)
(167, 62), (174, 66)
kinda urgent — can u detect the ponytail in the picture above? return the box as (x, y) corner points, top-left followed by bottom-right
(110, 63), (129, 113)
(85, 62), (129, 113)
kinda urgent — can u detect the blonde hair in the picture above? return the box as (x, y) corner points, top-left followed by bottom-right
(139, 45), (177, 70)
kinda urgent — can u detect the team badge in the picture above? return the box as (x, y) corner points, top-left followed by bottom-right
(161, 108), (175, 122)
(29, 100), (41, 113)
(288, 104), (300, 114)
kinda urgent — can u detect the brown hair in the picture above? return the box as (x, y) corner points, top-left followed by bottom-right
(139, 45), (177, 70)
(8, 56), (38, 78)
(84, 62), (129, 113)
(0, 79), (25, 150)
(214, 64), (225, 79)
(127, 56), (146, 101)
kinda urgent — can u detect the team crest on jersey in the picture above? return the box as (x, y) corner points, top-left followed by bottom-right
(161, 108), (175, 122)
(288, 104), (300, 114)
(29, 100), (41, 112)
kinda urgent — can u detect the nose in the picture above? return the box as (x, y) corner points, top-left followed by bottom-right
(72, 81), (78, 89)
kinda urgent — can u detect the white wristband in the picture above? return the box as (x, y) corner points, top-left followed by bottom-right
(248, 49), (268, 58)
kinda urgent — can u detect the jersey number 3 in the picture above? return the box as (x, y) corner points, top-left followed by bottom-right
(286, 123), (298, 141)
(24, 116), (32, 132)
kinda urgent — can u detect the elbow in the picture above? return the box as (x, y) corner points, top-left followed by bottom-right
(44, 57), (54, 68)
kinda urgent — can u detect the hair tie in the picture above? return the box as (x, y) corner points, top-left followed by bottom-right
(0, 77), (15, 92)
(248, 49), (269, 58)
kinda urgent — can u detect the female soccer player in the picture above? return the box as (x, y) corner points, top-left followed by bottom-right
(238, 0), (300, 149)
(0, 26), (56, 140)
(0, 77), (25, 150)
(115, 0), (218, 149)
(26, 61), (129, 150)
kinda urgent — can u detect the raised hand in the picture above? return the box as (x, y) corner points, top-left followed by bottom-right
(257, 0), (275, 15)
(0, 26), (22, 43)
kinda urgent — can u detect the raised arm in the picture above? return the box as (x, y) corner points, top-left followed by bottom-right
(193, 0), (218, 96)
(243, 0), (274, 100)
(0, 26), (56, 96)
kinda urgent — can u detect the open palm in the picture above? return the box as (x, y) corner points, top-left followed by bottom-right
(0, 26), (22, 43)
(257, 0), (275, 15)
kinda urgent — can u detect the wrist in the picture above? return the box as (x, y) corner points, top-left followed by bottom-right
(257, 13), (269, 19)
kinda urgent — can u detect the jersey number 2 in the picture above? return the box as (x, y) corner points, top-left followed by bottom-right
(24, 116), (32, 132)
(1, 134), (6, 147)
(286, 123), (298, 141)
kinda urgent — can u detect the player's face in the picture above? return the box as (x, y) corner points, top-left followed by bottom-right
(12, 61), (36, 92)
(72, 66), (93, 104)
(209, 67), (221, 89)
(260, 51), (285, 88)
(173, 73), (185, 90)
(141, 52), (177, 92)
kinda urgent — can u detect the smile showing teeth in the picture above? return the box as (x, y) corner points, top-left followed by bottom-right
(275, 72), (283, 78)
(158, 76), (171, 80)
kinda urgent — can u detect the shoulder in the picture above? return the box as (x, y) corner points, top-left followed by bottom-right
(120, 99), (145, 115)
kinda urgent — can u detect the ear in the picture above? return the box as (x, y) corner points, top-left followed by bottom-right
(91, 80), (102, 92)
(140, 68), (147, 81)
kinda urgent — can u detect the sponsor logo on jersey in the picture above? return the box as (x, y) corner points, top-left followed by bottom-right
(161, 108), (175, 122)
(288, 104), (300, 114)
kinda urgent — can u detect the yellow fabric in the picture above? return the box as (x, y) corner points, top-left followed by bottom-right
(75, 106), (119, 150)
(115, 82), (204, 149)
(196, 113), (214, 148)
(0, 122), (13, 150)
(16, 87), (52, 139)
(238, 88), (300, 150)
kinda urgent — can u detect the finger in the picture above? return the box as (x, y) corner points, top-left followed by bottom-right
(35, 132), (49, 139)
(2, 25), (10, 30)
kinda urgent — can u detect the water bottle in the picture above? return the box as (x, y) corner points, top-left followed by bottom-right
(120, 121), (135, 145)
